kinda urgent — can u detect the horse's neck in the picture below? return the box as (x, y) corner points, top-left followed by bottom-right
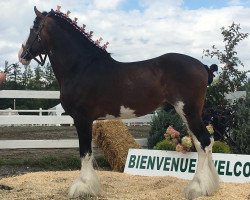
(46, 31), (114, 83)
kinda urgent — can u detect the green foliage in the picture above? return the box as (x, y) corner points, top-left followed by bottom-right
(212, 141), (231, 153)
(153, 139), (176, 151)
(147, 109), (186, 149)
(0, 155), (111, 171)
(0, 155), (81, 171)
(202, 22), (249, 150)
(203, 22), (248, 95)
(0, 61), (59, 110)
(230, 84), (250, 154)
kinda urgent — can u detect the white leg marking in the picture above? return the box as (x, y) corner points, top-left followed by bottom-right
(174, 101), (188, 125)
(185, 136), (219, 199)
(174, 101), (219, 199)
(69, 154), (100, 198)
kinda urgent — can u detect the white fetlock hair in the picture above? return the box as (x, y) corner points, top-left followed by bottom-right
(69, 154), (100, 198)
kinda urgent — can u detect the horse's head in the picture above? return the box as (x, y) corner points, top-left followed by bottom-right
(18, 7), (48, 66)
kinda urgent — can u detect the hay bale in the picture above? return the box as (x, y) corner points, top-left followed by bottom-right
(93, 120), (140, 172)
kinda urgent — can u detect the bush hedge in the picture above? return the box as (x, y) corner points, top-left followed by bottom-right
(147, 109), (186, 149)
(212, 141), (231, 153)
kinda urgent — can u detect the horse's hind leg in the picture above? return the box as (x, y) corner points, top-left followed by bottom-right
(69, 115), (100, 198)
(174, 101), (219, 200)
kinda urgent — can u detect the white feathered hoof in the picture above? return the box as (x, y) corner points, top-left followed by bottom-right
(184, 166), (219, 200)
(184, 179), (204, 200)
(69, 154), (101, 198)
(68, 174), (100, 198)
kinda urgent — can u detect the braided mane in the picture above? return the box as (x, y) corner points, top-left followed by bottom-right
(47, 9), (109, 53)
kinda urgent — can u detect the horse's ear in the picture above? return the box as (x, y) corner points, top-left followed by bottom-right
(34, 6), (44, 18)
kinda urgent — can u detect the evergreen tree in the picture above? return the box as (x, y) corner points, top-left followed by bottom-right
(43, 62), (59, 90)
(28, 65), (45, 89)
(231, 82), (250, 154)
(4, 61), (22, 83)
(21, 65), (33, 88)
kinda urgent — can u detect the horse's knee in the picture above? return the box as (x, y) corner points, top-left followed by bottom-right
(69, 154), (100, 198)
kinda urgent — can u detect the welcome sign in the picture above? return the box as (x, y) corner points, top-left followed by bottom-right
(124, 149), (250, 183)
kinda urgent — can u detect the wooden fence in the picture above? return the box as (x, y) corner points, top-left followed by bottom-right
(0, 90), (149, 149)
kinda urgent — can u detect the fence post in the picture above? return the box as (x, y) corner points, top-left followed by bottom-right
(39, 108), (42, 116)
(8, 108), (11, 115)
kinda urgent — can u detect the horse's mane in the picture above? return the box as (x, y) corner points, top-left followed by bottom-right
(35, 9), (110, 56)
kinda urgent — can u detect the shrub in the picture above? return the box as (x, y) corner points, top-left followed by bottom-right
(147, 109), (186, 149)
(230, 84), (250, 154)
(153, 139), (176, 151)
(212, 141), (231, 153)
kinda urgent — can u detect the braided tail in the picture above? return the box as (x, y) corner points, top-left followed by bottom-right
(204, 64), (218, 85)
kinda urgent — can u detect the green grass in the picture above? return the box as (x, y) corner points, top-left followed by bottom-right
(0, 155), (111, 171)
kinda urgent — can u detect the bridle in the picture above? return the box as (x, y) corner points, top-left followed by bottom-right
(21, 13), (50, 66)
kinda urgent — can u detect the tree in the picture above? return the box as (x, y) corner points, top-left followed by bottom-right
(203, 22), (249, 101)
(4, 61), (22, 83)
(202, 22), (249, 151)
(21, 65), (33, 88)
(28, 65), (45, 89)
(230, 83), (250, 154)
(44, 63), (59, 90)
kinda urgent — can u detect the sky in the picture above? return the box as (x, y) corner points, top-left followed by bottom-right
(0, 0), (250, 75)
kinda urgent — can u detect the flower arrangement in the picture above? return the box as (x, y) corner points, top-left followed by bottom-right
(164, 126), (193, 153)
(155, 123), (216, 153)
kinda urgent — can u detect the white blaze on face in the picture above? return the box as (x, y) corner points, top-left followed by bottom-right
(18, 39), (31, 66)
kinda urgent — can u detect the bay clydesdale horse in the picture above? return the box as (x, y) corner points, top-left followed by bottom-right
(19, 7), (219, 199)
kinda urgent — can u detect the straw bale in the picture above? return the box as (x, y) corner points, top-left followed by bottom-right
(93, 120), (140, 172)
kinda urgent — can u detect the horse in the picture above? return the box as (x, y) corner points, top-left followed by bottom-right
(18, 7), (219, 199)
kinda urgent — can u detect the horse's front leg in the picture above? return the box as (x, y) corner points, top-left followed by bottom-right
(69, 115), (100, 198)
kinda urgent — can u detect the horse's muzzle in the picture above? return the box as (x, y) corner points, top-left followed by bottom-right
(18, 45), (31, 65)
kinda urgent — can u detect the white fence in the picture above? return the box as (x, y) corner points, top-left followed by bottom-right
(0, 90), (149, 149)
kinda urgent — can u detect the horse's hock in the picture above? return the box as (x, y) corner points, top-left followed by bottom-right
(93, 120), (140, 172)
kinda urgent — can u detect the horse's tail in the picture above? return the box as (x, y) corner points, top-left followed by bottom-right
(204, 64), (218, 85)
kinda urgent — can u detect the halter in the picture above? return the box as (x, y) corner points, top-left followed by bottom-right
(21, 13), (50, 66)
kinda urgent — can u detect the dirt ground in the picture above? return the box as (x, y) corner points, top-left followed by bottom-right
(0, 170), (250, 200)
(1, 126), (250, 199)
(0, 126), (150, 178)
(0, 126), (149, 140)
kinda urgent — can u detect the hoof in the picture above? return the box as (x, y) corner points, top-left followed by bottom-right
(184, 174), (219, 200)
(69, 175), (100, 198)
(69, 154), (101, 198)
(184, 181), (203, 200)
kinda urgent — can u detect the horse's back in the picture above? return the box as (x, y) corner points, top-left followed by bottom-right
(159, 53), (204, 69)
(158, 53), (208, 82)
